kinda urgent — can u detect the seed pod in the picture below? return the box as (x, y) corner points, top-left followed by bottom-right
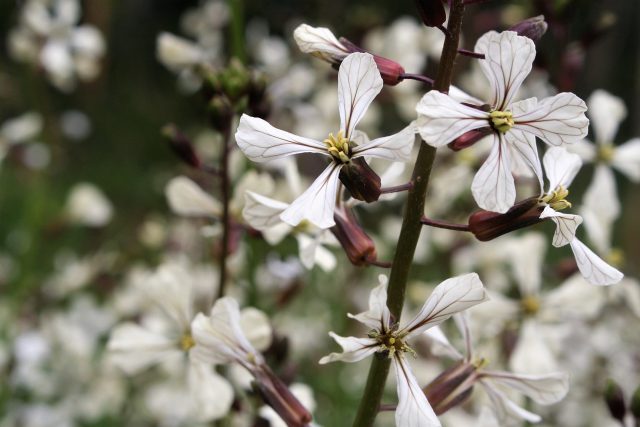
(448, 127), (492, 151)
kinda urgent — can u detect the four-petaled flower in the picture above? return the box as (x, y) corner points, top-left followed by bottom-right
(235, 52), (415, 229)
(416, 30), (589, 213)
(538, 147), (623, 286)
(319, 273), (488, 427)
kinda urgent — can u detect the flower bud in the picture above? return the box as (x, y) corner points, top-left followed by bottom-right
(423, 361), (477, 415)
(508, 15), (548, 43)
(208, 94), (234, 132)
(220, 58), (251, 101)
(414, 0), (447, 28)
(339, 38), (405, 86)
(162, 124), (201, 168)
(448, 127), (492, 151)
(604, 378), (627, 423)
(331, 208), (377, 266)
(253, 365), (312, 427)
(339, 157), (381, 203)
(468, 197), (543, 241)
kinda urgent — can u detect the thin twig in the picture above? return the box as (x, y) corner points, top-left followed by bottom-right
(420, 216), (471, 232)
(380, 182), (413, 194)
(399, 73), (434, 85)
(457, 48), (485, 59)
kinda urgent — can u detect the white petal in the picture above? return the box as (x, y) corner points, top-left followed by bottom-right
(587, 90), (626, 145)
(393, 356), (441, 427)
(416, 91), (489, 147)
(293, 24), (349, 62)
(422, 327), (464, 361)
(508, 320), (558, 375)
(475, 31), (536, 109)
(156, 32), (203, 70)
(539, 206), (583, 248)
(242, 191), (289, 230)
(352, 124), (415, 162)
(471, 134), (516, 213)
(566, 139), (597, 162)
(569, 239), (623, 286)
(318, 333), (378, 364)
(542, 146), (582, 191)
(296, 233), (329, 270)
(312, 240), (338, 272)
(280, 163), (342, 229)
(188, 362), (234, 421)
(481, 381), (542, 424)
(338, 52), (383, 139)
(191, 298), (259, 366)
(166, 176), (222, 217)
(240, 307), (272, 352)
(612, 137), (640, 182)
(403, 273), (488, 337)
(107, 323), (179, 375)
(483, 370), (569, 405)
(506, 233), (546, 297)
(235, 114), (327, 163)
(504, 128), (543, 191)
(541, 273), (606, 321)
(580, 165), (619, 253)
(348, 275), (391, 331)
(512, 93), (589, 146)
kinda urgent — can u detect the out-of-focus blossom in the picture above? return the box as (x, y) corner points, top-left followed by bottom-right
(65, 182), (113, 227)
(417, 31), (588, 213)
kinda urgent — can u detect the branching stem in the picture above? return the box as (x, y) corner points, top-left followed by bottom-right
(351, 1), (466, 426)
(399, 73), (434, 85)
(380, 182), (413, 194)
(421, 216), (470, 232)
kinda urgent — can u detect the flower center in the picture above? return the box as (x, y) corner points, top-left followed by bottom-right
(180, 332), (196, 351)
(324, 130), (352, 164)
(606, 248), (624, 268)
(489, 110), (514, 133)
(540, 185), (571, 210)
(597, 144), (615, 163)
(369, 330), (416, 359)
(520, 295), (540, 315)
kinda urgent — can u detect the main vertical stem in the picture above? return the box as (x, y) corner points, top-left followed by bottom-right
(350, 2), (465, 426)
(218, 128), (231, 299)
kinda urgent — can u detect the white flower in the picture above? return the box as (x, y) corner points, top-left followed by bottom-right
(320, 273), (488, 427)
(235, 52), (415, 229)
(165, 175), (222, 218)
(416, 30), (589, 213)
(538, 147), (623, 286)
(65, 183), (113, 227)
(156, 32), (205, 72)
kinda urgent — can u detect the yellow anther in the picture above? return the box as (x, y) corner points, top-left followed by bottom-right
(180, 333), (195, 351)
(388, 337), (396, 345)
(521, 295), (541, 315)
(541, 185), (572, 211)
(324, 130), (352, 164)
(489, 110), (515, 133)
(597, 144), (615, 163)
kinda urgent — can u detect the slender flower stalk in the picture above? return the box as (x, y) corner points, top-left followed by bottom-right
(351, 1), (467, 426)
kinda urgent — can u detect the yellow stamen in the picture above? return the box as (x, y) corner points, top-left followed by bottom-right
(521, 295), (541, 315)
(597, 144), (615, 163)
(541, 185), (572, 210)
(489, 110), (515, 133)
(180, 333), (195, 351)
(324, 130), (352, 164)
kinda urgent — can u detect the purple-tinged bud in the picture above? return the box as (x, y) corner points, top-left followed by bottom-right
(331, 208), (377, 266)
(253, 365), (312, 427)
(630, 385), (640, 421)
(162, 124), (201, 168)
(423, 361), (477, 415)
(414, 0), (447, 28)
(468, 197), (544, 241)
(448, 127), (492, 151)
(339, 38), (406, 86)
(604, 378), (627, 423)
(508, 15), (548, 43)
(339, 157), (382, 203)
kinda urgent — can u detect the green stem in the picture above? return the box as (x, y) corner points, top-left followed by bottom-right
(350, 1), (466, 426)
(217, 126), (232, 299)
(228, 0), (246, 62)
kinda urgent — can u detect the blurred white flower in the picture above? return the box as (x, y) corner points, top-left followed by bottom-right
(65, 182), (113, 227)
